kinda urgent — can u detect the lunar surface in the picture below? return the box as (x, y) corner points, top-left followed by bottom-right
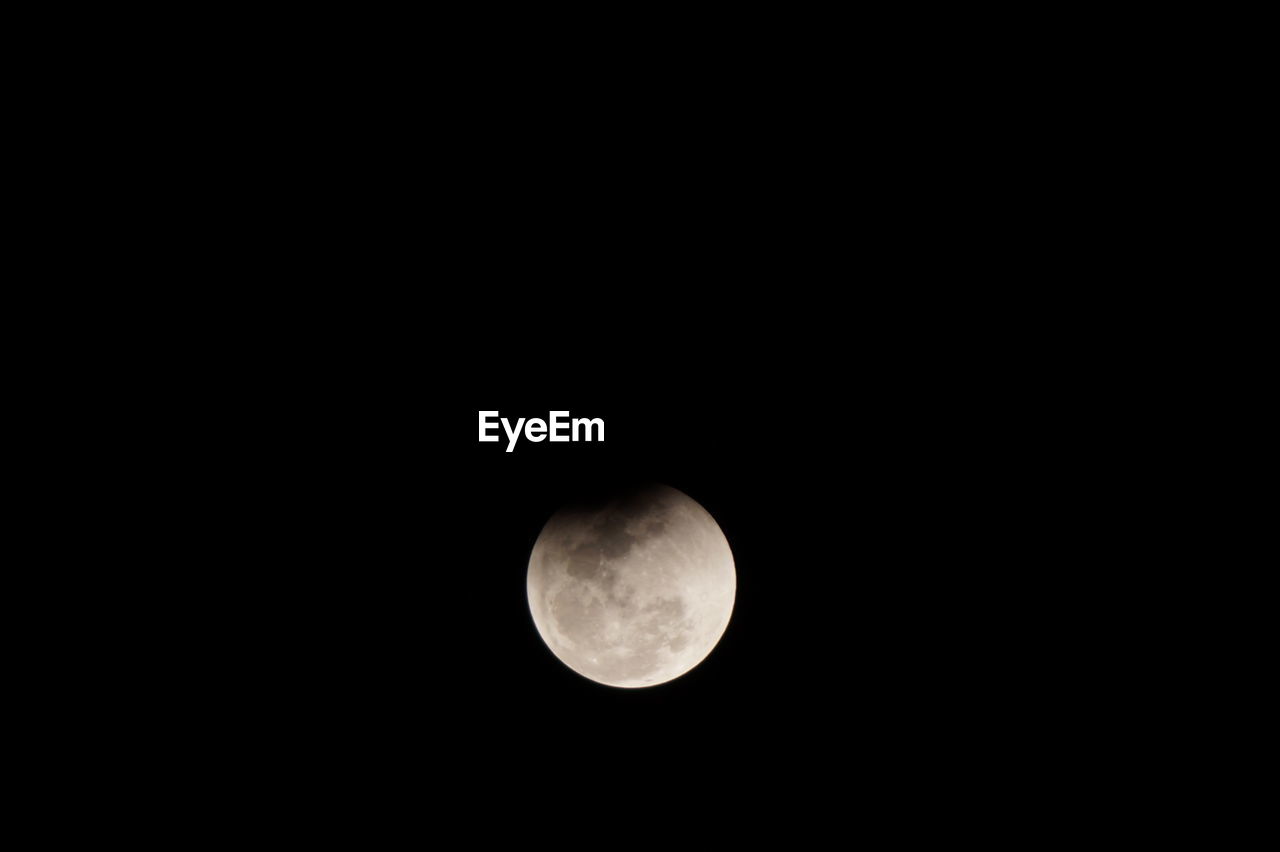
(527, 484), (736, 688)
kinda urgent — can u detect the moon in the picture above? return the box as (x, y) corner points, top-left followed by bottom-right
(527, 484), (736, 688)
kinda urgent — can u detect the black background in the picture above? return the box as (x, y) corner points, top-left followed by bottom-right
(175, 327), (1098, 827)
(113, 278), (1132, 839)
(118, 227), (1128, 838)
(43, 16), (1197, 837)
(126, 110), (1123, 824)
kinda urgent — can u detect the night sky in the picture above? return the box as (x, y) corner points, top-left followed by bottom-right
(192, 357), (1086, 832)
